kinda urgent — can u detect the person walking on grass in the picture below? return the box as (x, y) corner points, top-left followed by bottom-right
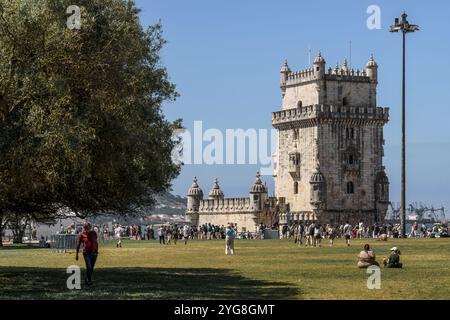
(297, 222), (305, 246)
(225, 223), (236, 255)
(114, 224), (123, 248)
(343, 221), (352, 247)
(314, 224), (323, 247)
(183, 225), (190, 245)
(173, 226), (179, 245)
(76, 222), (98, 286)
(308, 222), (316, 247)
(166, 226), (172, 245)
(157, 226), (165, 244)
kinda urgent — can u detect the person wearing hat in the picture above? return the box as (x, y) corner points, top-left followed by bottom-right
(383, 247), (403, 268)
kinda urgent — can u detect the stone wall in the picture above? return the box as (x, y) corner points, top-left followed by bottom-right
(198, 212), (258, 233)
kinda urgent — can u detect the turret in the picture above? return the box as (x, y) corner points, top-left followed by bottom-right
(375, 167), (389, 203)
(280, 59), (290, 88)
(187, 177), (203, 212)
(313, 51), (326, 78)
(208, 178), (224, 200)
(309, 167), (326, 209)
(366, 54), (378, 82)
(342, 59), (350, 75)
(249, 171), (268, 211)
(374, 166), (389, 223)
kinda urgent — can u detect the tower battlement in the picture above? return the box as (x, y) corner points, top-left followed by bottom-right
(280, 52), (378, 109)
(199, 197), (254, 213)
(284, 65), (371, 87)
(272, 104), (389, 128)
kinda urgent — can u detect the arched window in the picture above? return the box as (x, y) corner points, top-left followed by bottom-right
(293, 129), (298, 140)
(297, 100), (303, 108)
(294, 181), (299, 194)
(348, 154), (354, 165)
(346, 181), (354, 194)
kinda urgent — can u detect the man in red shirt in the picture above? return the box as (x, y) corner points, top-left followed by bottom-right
(76, 222), (98, 286)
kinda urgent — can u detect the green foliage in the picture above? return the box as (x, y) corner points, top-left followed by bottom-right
(0, 0), (181, 218)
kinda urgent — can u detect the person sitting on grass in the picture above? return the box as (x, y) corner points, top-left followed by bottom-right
(377, 233), (388, 241)
(357, 244), (379, 268)
(383, 247), (403, 268)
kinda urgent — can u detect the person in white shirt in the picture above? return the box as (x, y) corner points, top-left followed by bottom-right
(358, 221), (364, 239)
(157, 226), (165, 244)
(343, 222), (352, 247)
(327, 224), (336, 247)
(308, 222), (316, 247)
(114, 224), (123, 248)
(314, 224), (323, 247)
(183, 225), (190, 245)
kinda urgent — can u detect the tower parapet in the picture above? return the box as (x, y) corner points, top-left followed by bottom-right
(272, 104), (389, 129)
(283, 54), (372, 88)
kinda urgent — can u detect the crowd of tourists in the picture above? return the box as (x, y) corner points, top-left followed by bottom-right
(278, 221), (449, 247)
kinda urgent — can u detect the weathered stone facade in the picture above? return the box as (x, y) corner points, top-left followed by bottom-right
(186, 51), (390, 230)
(273, 52), (390, 225)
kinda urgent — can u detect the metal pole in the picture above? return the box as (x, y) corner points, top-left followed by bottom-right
(401, 31), (406, 237)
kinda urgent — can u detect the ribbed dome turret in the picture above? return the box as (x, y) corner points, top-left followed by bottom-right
(310, 168), (326, 183)
(366, 54), (378, 68)
(342, 59), (350, 73)
(313, 51), (325, 64)
(280, 59), (291, 73)
(250, 171), (267, 193)
(187, 177), (203, 197)
(208, 178), (224, 199)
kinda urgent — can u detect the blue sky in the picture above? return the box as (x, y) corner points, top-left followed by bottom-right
(136, 0), (450, 214)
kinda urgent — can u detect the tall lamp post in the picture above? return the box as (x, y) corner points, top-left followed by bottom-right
(390, 13), (419, 237)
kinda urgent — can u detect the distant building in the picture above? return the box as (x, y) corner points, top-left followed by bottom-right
(187, 51), (390, 231)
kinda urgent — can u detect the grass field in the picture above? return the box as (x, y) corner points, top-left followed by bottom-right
(0, 238), (449, 300)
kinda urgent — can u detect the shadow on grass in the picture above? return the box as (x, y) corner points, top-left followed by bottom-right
(0, 245), (45, 250)
(0, 267), (300, 300)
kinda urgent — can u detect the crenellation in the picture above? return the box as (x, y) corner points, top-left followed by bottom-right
(272, 104), (389, 129)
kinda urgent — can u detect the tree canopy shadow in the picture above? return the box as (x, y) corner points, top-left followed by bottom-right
(0, 267), (300, 300)
(0, 245), (45, 250)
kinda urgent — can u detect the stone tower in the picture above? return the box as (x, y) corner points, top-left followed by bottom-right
(272, 51), (390, 225)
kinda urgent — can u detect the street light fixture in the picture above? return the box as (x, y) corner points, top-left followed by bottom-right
(389, 12), (419, 238)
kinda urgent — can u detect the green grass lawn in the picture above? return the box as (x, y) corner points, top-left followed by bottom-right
(0, 238), (449, 300)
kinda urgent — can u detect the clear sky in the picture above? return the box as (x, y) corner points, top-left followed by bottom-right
(136, 0), (450, 216)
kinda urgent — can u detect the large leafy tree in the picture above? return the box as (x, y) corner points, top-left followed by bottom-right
(0, 0), (181, 239)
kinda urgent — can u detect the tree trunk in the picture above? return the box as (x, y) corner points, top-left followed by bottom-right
(9, 214), (29, 244)
(0, 212), (4, 246)
(0, 224), (3, 246)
